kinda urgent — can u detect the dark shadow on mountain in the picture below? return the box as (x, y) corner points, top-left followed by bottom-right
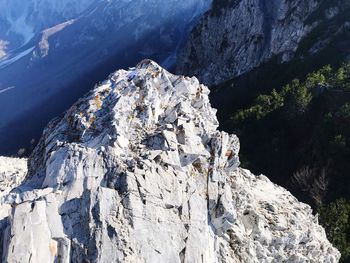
(0, 23), (189, 156)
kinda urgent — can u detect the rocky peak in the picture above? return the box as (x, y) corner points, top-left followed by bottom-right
(0, 61), (340, 262)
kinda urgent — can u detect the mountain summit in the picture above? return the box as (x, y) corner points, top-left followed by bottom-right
(0, 61), (340, 262)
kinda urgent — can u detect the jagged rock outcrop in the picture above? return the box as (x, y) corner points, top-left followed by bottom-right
(0, 157), (27, 199)
(0, 61), (340, 262)
(0, 157), (27, 261)
(177, 0), (319, 85)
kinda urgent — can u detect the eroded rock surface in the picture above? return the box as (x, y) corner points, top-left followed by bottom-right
(0, 157), (27, 197)
(0, 61), (340, 262)
(177, 0), (318, 85)
(0, 157), (27, 261)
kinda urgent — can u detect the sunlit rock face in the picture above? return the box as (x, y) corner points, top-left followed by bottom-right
(0, 156), (27, 260)
(0, 61), (340, 262)
(0, 157), (27, 198)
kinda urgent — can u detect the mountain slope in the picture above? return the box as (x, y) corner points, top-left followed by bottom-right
(177, 0), (318, 85)
(0, 61), (340, 262)
(0, 0), (211, 156)
(177, 0), (350, 86)
(224, 64), (350, 261)
(176, 1), (350, 260)
(0, 0), (96, 54)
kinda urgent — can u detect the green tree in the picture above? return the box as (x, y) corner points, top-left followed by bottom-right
(228, 64), (350, 260)
(319, 199), (350, 261)
(282, 79), (312, 119)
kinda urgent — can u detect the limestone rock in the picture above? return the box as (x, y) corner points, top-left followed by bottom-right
(0, 157), (27, 198)
(177, 0), (318, 85)
(0, 60), (340, 262)
(0, 157), (27, 261)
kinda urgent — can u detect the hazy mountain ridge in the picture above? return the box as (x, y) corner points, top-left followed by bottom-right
(0, 0), (96, 55)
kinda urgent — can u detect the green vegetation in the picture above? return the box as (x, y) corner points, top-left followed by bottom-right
(207, 0), (350, 259)
(229, 64), (350, 261)
(211, 0), (350, 128)
(319, 199), (350, 260)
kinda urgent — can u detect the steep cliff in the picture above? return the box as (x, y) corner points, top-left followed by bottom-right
(177, 0), (350, 85)
(0, 61), (340, 262)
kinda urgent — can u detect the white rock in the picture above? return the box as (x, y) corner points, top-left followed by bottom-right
(0, 60), (340, 262)
(0, 157), (27, 197)
(0, 156), (27, 261)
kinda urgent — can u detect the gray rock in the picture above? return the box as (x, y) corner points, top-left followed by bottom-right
(0, 61), (340, 262)
(0, 157), (27, 197)
(177, 0), (318, 85)
(0, 157), (27, 261)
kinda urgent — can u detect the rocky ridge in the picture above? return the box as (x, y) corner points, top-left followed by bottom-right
(0, 60), (340, 262)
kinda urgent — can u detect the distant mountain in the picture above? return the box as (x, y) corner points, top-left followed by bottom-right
(0, 0), (211, 155)
(177, 0), (350, 135)
(0, 0), (96, 52)
(178, 0), (350, 86)
(177, 0), (318, 85)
